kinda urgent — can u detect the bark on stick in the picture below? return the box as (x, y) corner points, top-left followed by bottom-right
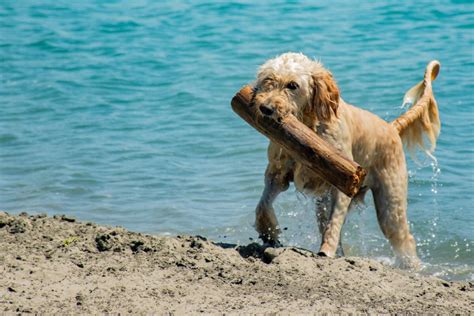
(231, 85), (367, 197)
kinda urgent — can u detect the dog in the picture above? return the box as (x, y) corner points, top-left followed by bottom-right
(252, 52), (440, 268)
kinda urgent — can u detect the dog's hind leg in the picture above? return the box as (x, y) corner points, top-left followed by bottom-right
(372, 169), (419, 269)
(255, 163), (291, 247)
(318, 189), (352, 257)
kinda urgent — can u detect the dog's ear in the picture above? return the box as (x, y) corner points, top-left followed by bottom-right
(311, 70), (340, 121)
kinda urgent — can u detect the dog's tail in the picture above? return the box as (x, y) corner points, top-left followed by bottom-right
(391, 61), (441, 158)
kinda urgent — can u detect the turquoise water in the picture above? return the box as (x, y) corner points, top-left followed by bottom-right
(1, 1), (472, 280)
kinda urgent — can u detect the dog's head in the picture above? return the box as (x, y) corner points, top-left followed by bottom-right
(253, 52), (340, 126)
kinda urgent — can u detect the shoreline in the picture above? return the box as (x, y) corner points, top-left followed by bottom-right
(0, 211), (472, 313)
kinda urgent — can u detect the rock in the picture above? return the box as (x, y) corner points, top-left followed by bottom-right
(236, 243), (265, 259)
(8, 219), (29, 234)
(190, 239), (203, 249)
(263, 247), (280, 263)
(95, 234), (112, 252)
(75, 293), (84, 306)
(60, 215), (76, 223)
(130, 240), (144, 252)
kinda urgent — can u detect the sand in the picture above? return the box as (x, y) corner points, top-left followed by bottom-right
(0, 211), (472, 314)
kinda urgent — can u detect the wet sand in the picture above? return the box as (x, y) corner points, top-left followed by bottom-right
(0, 211), (472, 314)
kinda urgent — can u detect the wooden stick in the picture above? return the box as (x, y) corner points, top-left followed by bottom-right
(231, 85), (367, 198)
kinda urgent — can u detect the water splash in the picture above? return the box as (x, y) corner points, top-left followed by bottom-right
(428, 158), (440, 248)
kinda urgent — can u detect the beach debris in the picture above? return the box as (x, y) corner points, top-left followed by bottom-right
(0, 213), (30, 234)
(62, 236), (79, 247)
(60, 215), (76, 223)
(95, 234), (113, 252)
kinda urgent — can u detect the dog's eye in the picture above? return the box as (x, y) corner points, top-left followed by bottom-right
(286, 81), (299, 90)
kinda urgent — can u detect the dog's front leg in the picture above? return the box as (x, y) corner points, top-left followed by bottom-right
(316, 194), (344, 256)
(255, 164), (290, 246)
(318, 189), (352, 257)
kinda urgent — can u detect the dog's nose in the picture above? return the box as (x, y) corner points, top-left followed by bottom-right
(259, 104), (274, 116)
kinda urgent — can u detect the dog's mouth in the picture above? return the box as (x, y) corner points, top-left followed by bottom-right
(252, 92), (297, 119)
(259, 104), (274, 116)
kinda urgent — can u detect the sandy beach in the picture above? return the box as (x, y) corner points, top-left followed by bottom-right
(0, 211), (472, 314)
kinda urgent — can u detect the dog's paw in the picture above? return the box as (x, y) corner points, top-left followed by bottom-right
(259, 234), (282, 248)
(317, 244), (336, 258)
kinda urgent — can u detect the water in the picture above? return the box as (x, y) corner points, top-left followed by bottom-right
(0, 1), (472, 280)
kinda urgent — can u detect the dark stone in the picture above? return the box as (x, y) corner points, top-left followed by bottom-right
(190, 239), (203, 249)
(9, 221), (26, 234)
(130, 240), (144, 253)
(60, 215), (76, 223)
(231, 278), (243, 285)
(95, 234), (112, 252)
(194, 235), (207, 241)
(346, 258), (356, 265)
(237, 242), (265, 259)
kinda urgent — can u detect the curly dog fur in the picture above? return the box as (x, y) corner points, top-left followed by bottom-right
(253, 52), (440, 268)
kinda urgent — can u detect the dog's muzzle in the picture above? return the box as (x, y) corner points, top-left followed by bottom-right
(259, 104), (274, 116)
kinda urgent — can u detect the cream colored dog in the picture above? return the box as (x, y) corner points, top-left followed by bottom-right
(253, 52), (440, 267)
